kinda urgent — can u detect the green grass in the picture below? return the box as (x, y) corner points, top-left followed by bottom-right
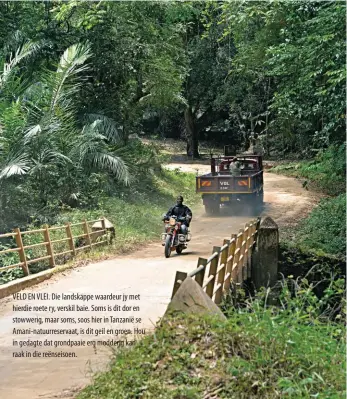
(55, 168), (201, 253)
(0, 168), (201, 284)
(278, 194), (346, 258)
(77, 282), (346, 399)
(271, 144), (346, 257)
(294, 194), (346, 257)
(270, 144), (345, 196)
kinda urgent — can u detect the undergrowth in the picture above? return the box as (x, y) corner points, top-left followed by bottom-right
(77, 280), (346, 399)
(0, 168), (200, 284)
(295, 194), (346, 257)
(270, 144), (345, 196)
(271, 144), (346, 257)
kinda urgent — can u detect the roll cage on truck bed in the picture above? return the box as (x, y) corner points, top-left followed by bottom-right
(196, 154), (264, 215)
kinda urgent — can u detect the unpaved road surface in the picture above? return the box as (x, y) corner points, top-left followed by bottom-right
(0, 169), (320, 399)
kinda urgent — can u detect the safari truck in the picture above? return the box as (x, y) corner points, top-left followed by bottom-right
(196, 155), (264, 215)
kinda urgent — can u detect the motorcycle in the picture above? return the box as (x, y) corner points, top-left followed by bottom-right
(161, 215), (191, 258)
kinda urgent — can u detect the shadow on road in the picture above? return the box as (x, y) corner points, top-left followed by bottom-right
(203, 203), (266, 219)
(177, 251), (199, 256)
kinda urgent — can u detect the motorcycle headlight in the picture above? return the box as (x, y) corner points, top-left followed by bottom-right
(169, 218), (176, 226)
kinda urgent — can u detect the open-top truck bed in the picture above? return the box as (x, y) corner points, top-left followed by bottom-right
(196, 154), (264, 215)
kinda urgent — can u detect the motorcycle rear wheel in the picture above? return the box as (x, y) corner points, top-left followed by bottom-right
(164, 235), (172, 258)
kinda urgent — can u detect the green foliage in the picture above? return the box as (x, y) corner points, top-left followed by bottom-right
(77, 281), (345, 399)
(0, 1), (192, 231)
(265, 2), (346, 147)
(0, 1), (345, 156)
(0, 169), (200, 282)
(0, 41), (131, 230)
(271, 144), (346, 195)
(296, 194), (346, 257)
(271, 145), (345, 257)
(211, 1), (345, 154)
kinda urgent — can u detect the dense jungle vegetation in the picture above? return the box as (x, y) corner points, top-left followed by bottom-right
(0, 2), (345, 395)
(0, 1), (345, 253)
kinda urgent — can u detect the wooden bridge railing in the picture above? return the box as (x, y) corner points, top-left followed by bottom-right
(0, 218), (109, 277)
(171, 217), (261, 305)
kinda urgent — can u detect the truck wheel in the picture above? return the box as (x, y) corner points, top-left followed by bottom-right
(205, 202), (220, 215)
(259, 189), (264, 204)
(252, 189), (264, 214)
(256, 189), (264, 208)
(205, 204), (213, 215)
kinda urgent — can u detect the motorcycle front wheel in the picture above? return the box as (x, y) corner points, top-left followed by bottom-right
(164, 235), (172, 258)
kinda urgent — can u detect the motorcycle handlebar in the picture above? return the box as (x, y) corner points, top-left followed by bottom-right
(163, 216), (187, 222)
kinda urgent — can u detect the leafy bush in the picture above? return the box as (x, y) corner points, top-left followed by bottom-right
(78, 280), (346, 399)
(271, 144), (346, 195)
(0, 169), (201, 283)
(296, 194), (346, 257)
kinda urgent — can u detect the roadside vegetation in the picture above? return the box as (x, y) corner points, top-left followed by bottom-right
(0, 2), (345, 396)
(270, 144), (345, 197)
(271, 144), (346, 258)
(78, 279), (346, 399)
(0, 166), (200, 284)
(0, 2), (344, 252)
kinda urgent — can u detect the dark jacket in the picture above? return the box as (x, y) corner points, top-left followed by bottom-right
(166, 204), (192, 223)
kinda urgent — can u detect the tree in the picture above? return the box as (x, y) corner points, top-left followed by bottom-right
(215, 0), (346, 154)
(0, 41), (129, 228)
(173, 3), (232, 157)
(54, 1), (187, 138)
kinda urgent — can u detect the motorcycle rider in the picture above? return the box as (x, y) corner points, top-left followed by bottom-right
(163, 195), (192, 235)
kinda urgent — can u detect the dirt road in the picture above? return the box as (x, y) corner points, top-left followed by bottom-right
(0, 170), (319, 399)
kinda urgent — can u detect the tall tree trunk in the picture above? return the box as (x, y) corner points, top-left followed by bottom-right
(265, 78), (271, 157)
(184, 106), (199, 158)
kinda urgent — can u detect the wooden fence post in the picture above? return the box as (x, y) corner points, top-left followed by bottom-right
(215, 240), (229, 305)
(206, 246), (220, 298)
(171, 271), (188, 299)
(195, 257), (207, 287)
(65, 223), (76, 256)
(252, 217), (261, 250)
(243, 223), (253, 280)
(247, 222), (256, 279)
(252, 216), (279, 289)
(44, 225), (55, 268)
(231, 231), (243, 303)
(232, 231), (242, 283)
(83, 220), (92, 249)
(14, 228), (29, 276)
(101, 217), (106, 242)
(236, 229), (245, 284)
(224, 234), (236, 293)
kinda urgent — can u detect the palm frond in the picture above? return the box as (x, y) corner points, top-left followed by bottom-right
(0, 40), (42, 90)
(29, 148), (72, 176)
(0, 152), (31, 179)
(43, 148), (72, 164)
(174, 94), (188, 106)
(71, 128), (129, 185)
(24, 124), (42, 143)
(84, 114), (125, 144)
(50, 43), (92, 113)
(90, 152), (129, 185)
